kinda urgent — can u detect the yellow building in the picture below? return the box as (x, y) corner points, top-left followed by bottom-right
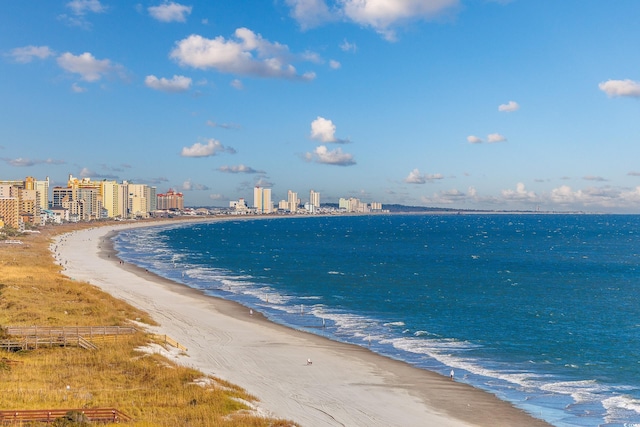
(0, 196), (20, 229)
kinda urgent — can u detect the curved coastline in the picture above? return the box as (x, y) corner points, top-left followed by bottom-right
(54, 218), (552, 427)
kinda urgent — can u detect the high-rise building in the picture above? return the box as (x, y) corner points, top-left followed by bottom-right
(127, 183), (148, 218)
(100, 180), (121, 218)
(157, 189), (184, 210)
(253, 186), (272, 213)
(17, 188), (39, 224)
(309, 190), (320, 208)
(119, 181), (130, 218)
(52, 187), (73, 207)
(287, 190), (298, 213)
(0, 197), (19, 229)
(146, 186), (157, 212)
(25, 176), (49, 210)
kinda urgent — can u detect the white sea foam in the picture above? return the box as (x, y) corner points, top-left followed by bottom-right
(383, 321), (405, 327)
(602, 395), (640, 425)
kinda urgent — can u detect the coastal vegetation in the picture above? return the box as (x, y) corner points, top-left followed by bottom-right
(0, 223), (295, 426)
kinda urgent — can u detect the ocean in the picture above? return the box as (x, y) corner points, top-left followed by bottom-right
(113, 214), (640, 427)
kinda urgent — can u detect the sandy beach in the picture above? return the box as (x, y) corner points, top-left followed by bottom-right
(53, 220), (551, 427)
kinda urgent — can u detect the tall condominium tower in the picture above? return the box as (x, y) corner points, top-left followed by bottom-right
(253, 186), (272, 213)
(287, 190), (298, 213)
(309, 190), (320, 208)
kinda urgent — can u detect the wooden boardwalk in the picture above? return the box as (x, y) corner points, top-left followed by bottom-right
(0, 408), (130, 424)
(0, 326), (137, 352)
(3, 326), (137, 337)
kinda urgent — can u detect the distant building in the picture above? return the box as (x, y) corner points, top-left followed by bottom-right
(0, 193), (19, 229)
(287, 190), (299, 213)
(309, 190), (320, 210)
(157, 189), (184, 210)
(230, 198), (248, 213)
(253, 186), (272, 213)
(25, 176), (49, 211)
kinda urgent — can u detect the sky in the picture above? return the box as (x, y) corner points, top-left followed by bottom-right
(1, 0), (640, 212)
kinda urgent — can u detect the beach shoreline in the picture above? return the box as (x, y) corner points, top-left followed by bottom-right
(54, 219), (552, 427)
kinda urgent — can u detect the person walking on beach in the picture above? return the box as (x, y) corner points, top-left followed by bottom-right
(450, 369), (454, 380)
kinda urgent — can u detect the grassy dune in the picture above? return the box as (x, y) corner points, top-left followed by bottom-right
(0, 223), (295, 426)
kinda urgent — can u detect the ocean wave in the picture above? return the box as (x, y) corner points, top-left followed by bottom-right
(383, 321), (405, 327)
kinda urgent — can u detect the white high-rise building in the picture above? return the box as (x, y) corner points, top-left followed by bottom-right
(309, 190), (320, 209)
(287, 190), (298, 213)
(254, 186), (272, 213)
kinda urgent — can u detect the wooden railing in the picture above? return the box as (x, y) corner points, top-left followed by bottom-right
(0, 408), (131, 424)
(0, 326), (137, 352)
(0, 336), (97, 352)
(151, 334), (188, 352)
(4, 326), (137, 337)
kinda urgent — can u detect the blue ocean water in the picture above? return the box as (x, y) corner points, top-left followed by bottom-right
(113, 214), (640, 426)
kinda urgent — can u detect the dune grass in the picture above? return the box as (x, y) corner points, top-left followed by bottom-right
(0, 222), (296, 426)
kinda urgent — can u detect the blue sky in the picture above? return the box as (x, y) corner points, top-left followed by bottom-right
(1, 1), (640, 212)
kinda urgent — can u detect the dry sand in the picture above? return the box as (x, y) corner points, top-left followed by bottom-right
(53, 220), (552, 427)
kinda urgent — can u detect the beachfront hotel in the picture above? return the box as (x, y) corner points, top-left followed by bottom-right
(0, 177), (49, 229)
(157, 189), (184, 211)
(253, 186), (272, 214)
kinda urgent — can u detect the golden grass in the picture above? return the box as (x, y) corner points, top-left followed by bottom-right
(0, 222), (297, 426)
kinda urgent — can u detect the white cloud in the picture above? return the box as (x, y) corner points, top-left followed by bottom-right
(61, 0), (106, 27)
(329, 59), (341, 69)
(340, 39), (357, 53)
(501, 182), (537, 202)
(599, 79), (640, 98)
(182, 179), (209, 191)
(286, 0), (458, 40)
(218, 164), (265, 174)
(181, 139), (236, 157)
(341, 0), (459, 41)
(66, 0), (106, 15)
(170, 28), (315, 81)
(310, 116), (349, 143)
(498, 100), (519, 112)
(56, 52), (123, 82)
(145, 74), (192, 92)
(487, 133), (507, 143)
(421, 187), (478, 205)
(404, 168), (444, 184)
(230, 79), (244, 90)
(3, 157), (65, 167)
(405, 168), (425, 184)
(71, 83), (87, 93)
(305, 145), (356, 166)
(206, 120), (241, 130)
(467, 135), (483, 144)
(583, 175), (607, 182)
(148, 2), (192, 23)
(285, 0), (334, 29)
(8, 45), (54, 63)
(79, 167), (95, 177)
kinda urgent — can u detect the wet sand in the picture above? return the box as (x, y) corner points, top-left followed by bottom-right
(53, 220), (552, 427)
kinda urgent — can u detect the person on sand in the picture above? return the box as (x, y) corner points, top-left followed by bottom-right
(450, 369), (454, 380)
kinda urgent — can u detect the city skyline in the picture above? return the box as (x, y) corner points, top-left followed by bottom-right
(2, 1), (640, 213)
